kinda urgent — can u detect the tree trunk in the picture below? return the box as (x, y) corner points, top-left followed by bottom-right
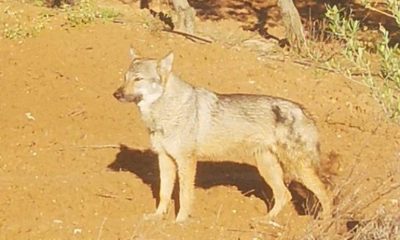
(277, 0), (306, 49)
(46, 0), (76, 7)
(170, 0), (195, 34)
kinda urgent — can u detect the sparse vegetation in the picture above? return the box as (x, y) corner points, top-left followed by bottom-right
(63, 0), (120, 27)
(324, 3), (400, 120)
(1, 6), (50, 39)
(63, 0), (97, 26)
(137, 10), (165, 34)
(289, 4), (400, 238)
(350, 209), (400, 240)
(0, 0), (120, 40)
(32, 0), (46, 7)
(295, 165), (400, 240)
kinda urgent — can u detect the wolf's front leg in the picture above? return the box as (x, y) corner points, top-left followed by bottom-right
(175, 156), (197, 222)
(145, 152), (176, 220)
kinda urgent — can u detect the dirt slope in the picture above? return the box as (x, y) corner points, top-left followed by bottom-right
(0, 0), (399, 239)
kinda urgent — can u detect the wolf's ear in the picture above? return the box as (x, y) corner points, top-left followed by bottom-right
(159, 52), (174, 75)
(129, 47), (138, 60)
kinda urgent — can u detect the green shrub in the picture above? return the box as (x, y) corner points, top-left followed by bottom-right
(325, 3), (400, 119)
(63, 0), (120, 27)
(1, 6), (50, 39)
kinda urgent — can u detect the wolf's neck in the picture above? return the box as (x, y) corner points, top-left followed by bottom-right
(162, 75), (194, 99)
(137, 92), (160, 130)
(138, 74), (194, 129)
(137, 90), (162, 115)
(137, 74), (178, 125)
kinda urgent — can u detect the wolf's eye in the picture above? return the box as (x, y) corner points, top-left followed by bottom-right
(134, 77), (143, 82)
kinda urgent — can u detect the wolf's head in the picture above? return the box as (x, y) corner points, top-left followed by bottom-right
(113, 48), (174, 108)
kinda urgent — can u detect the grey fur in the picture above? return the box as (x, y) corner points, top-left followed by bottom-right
(114, 49), (332, 222)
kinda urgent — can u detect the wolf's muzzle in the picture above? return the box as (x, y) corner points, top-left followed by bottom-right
(113, 89), (142, 103)
(113, 89), (124, 100)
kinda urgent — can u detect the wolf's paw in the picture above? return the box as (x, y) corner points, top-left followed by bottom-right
(175, 212), (191, 223)
(175, 215), (197, 226)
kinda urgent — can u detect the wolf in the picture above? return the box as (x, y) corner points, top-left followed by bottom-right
(113, 48), (332, 223)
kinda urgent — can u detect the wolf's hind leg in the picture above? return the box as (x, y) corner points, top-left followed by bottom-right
(297, 165), (332, 219)
(255, 149), (292, 219)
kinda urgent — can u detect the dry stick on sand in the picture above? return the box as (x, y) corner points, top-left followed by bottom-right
(96, 217), (108, 240)
(163, 29), (213, 43)
(365, 3), (398, 20)
(78, 144), (121, 149)
(258, 54), (380, 79)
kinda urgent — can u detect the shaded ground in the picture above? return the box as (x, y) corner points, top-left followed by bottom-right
(188, 0), (400, 43)
(0, 0), (399, 239)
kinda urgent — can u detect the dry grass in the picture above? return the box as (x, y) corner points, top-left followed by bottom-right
(293, 163), (400, 240)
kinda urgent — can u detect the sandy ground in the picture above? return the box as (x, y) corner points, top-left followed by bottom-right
(0, 0), (399, 239)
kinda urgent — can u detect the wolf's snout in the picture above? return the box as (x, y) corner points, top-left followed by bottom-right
(113, 89), (123, 100)
(113, 88), (141, 103)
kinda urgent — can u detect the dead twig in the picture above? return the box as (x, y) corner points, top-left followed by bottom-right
(365, 4), (398, 20)
(96, 193), (118, 199)
(78, 144), (121, 149)
(96, 193), (134, 201)
(163, 29), (213, 43)
(96, 217), (108, 240)
(242, 189), (255, 196)
(359, 182), (400, 212)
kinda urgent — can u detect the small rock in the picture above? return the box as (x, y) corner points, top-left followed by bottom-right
(25, 112), (35, 121)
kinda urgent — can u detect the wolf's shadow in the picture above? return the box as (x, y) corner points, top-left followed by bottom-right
(108, 144), (315, 215)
